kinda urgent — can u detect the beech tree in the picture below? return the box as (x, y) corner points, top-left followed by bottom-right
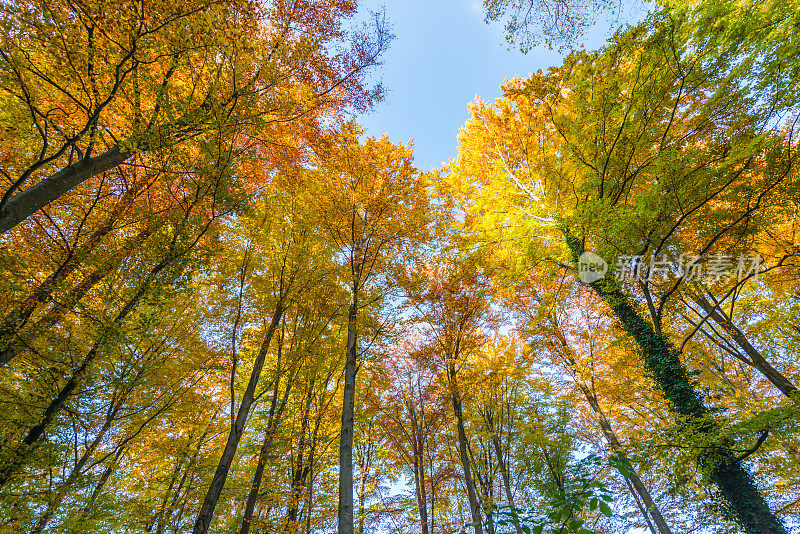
(191, 181), (333, 534)
(306, 122), (429, 534)
(448, 13), (796, 534)
(405, 255), (495, 534)
(0, 0), (389, 234)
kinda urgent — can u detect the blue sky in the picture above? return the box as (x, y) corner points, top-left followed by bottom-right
(356, 0), (648, 171)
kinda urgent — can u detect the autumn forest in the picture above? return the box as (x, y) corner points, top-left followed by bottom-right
(1, 1), (799, 533)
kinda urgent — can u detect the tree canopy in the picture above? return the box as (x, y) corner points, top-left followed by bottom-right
(1, 2), (798, 534)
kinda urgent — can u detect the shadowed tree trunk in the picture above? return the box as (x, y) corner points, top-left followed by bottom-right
(338, 282), (360, 534)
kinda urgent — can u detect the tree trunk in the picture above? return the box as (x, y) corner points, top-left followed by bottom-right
(475, 462), (495, 534)
(284, 381), (315, 533)
(585, 388), (673, 534)
(30, 398), (120, 534)
(356, 464), (367, 534)
(413, 452), (430, 534)
(355, 421), (374, 534)
(0, 97), (215, 236)
(448, 358), (484, 534)
(0, 146), (133, 234)
(565, 231), (788, 534)
(547, 322), (673, 534)
(149, 429), (209, 534)
(238, 430), (276, 534)
(409, 403), (430, 534)
(485, 413), (523, 534)
(240, 354), (296, 534)
(338, 288), (359, 534)
(0, 182), (146, 364)
(66, 444), (127, 534)
(192, 301), (284, 534)
(692, 293), (799, 400)
(625, 477), (659, 534)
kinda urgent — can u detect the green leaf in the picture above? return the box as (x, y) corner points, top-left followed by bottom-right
(599, 501), (612, 517)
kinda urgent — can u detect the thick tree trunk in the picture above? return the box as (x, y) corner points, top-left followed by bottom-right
(692, 293), (799, 400)
(448, 358), (484, 534)
(338, 289), (359, 534)
(565, 232), (788, 534)
(0, 145), (131, 234)
(192, 301), (284, 534)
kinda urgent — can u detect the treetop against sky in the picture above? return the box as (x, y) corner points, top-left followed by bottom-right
(357, 0), (648, 170)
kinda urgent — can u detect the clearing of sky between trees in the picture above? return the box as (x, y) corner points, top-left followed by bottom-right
(0, 1), (799, 534)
